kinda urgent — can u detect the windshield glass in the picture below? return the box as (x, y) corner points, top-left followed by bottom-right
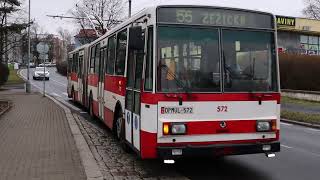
(222, 30), (277, 92)
(157, 26), (221, 92)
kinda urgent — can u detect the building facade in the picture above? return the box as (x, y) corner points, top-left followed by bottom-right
(277, 16), (320, 55)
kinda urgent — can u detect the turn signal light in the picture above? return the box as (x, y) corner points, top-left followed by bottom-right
(271, 120), (277, 131)
(163, 123), (170, 135)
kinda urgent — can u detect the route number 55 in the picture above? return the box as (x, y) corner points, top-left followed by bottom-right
(176, 10), (193, 23)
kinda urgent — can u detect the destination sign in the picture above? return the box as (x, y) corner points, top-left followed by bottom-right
(158, 7), (274, 29)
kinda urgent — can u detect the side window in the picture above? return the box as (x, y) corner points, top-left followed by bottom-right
(107, 35), (116, 74)
(68, 57), (72, 73)
(72, 54), (76, 72)
(94, 44), (100, 73)
(115, 29), (128, 75)
(79, 56), (83, 76)
(134, 31), (145, 89)
(144, 27), (153, 91)
(90, 46), (95, 69)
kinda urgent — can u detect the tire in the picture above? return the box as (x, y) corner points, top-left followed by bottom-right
(115, 111), (131, 153)
(89, 95), (94, 117)
(33, 77), (35, 80)
(46, 77), (49, 81)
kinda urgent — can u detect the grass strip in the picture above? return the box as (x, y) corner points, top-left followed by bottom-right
(6, 64), (24, 85)
(281, 110), (320, 124)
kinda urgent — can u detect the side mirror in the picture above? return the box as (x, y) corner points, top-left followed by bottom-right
(129, 26), (144, 50)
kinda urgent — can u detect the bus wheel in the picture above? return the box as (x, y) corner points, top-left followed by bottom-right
(89, 95), (94, 117)
(115, 113), (131, 153)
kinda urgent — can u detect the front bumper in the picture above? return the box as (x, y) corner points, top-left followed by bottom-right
(157, 141), (280, 159)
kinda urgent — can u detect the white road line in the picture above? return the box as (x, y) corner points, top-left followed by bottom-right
(281, 144), (293, 149)
(51, 93), (61, 97)
(307, 128), (320, 132)
(62, 93), (69, 96)
(280, 122), (293, 126)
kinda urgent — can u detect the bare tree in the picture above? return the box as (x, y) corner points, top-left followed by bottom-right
(72, 0), (125, 36)
(303, 0), (320, 19)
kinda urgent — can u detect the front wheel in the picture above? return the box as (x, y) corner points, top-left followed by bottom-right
(115, 114), (131, 153)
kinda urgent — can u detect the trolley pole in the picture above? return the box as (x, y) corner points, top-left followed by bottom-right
(26, 0), (31, 93)
(129, 0), (132, 18)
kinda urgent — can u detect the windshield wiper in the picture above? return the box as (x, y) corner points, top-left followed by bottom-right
(159, 64), (191, 105)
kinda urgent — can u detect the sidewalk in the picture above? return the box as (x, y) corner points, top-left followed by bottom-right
(0, 90), (86, 180)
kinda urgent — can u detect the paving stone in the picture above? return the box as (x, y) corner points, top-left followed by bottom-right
(73, 114), (188, 179)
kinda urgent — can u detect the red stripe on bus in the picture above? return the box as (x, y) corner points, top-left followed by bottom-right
(70, 72), (78, 82)
(140, 130), (158, 159)
(141, 92), (281, 104)
(104, 75), (126, 96)
(104, 107), (114, 129)
(88, 74), (99, 87)
(185, 120), (269, 135)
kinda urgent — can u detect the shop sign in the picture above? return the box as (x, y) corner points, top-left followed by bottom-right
(276, 16), (296, 27)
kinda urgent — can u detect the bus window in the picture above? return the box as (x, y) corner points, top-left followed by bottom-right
(115, 29), (127, 75)
(144, 27), (153, 91)
(107, 35), (116, 74)
(90, 46), (95, 73)
(94, 44), (100, 74)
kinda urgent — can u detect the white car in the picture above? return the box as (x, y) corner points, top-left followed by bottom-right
(33, 67), (50, 80)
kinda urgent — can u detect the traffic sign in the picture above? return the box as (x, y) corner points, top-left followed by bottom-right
(36, 42), (49, 55)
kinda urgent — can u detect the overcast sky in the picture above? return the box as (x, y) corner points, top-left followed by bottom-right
(28, 0), (306, 35)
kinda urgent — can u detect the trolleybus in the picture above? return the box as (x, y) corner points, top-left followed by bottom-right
(68, 5), (281, 160)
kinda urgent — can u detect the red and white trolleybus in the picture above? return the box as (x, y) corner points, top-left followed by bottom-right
(67, 5), (281, 160)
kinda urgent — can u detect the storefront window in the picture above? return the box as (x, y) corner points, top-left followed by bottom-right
(300, 35), (320, 55)
(300, 35), (308, 44)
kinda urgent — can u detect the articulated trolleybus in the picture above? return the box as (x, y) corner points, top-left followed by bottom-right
(68, 5), (280, 160)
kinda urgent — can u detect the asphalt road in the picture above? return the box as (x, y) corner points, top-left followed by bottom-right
(20, 68), (320, 180)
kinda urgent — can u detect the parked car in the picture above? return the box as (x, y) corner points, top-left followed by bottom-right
(33, 67), (50, 80)
(29, 62), (35, 68)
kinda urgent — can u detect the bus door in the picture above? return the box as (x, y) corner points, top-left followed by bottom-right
(98, 48), (106, 119)
(125, 26), (145, 151)
(78, 55), (83, 103)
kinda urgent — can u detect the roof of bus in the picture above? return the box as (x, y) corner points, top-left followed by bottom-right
(69, 5), (274, 54)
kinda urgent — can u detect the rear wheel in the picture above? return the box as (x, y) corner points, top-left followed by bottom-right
(89, 95), (94, 117)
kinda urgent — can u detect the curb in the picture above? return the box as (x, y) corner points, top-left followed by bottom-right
(281, 118), (320, 129)
(0, 101), (11, 116)
(46, 95), (103, 180)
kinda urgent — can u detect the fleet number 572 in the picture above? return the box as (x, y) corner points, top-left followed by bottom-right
(217, 106), (228, 112)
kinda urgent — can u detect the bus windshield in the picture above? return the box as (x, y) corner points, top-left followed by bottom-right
(158, 26), (221, 92)
(157, 26), (278, 93)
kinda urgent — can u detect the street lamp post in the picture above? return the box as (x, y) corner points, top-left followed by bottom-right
(129, 0), (132, 18)
(26, 0), (31, 93)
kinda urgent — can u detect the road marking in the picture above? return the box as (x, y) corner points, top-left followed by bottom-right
(280, 122), (293, 126)
(51, 93), (61, 97)
(62, 93), (69, 96)
(307, 128), (320, 132)
(281, 144), (293, 149)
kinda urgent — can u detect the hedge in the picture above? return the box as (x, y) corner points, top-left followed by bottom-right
(0, 63), (9, 86)
(279, 53), (320, 91)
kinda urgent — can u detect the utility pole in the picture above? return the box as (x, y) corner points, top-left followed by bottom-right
(26, 0), (31, 93)
(129, 0), (132, 18)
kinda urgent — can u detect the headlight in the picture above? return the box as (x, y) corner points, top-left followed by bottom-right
(256, 121), (271, 132)
(171, 124), (187, 135)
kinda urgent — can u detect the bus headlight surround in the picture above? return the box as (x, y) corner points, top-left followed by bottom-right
(257, 121), (271, 132)
(171, 123), (187, 135)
